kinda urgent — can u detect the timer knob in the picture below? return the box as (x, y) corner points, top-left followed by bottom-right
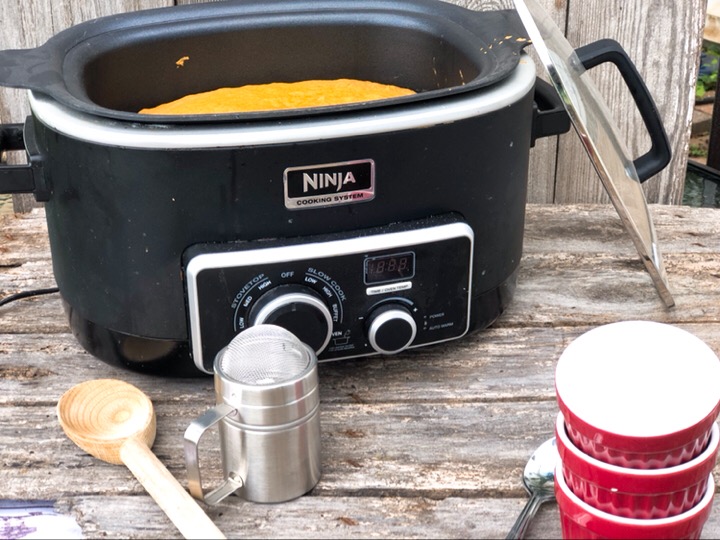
(249, 285), (333, 354)
(366, 304), (417, 355)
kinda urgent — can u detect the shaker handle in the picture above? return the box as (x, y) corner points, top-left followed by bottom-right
(575, 39), (671, 183)
(183, 403), (244, 506)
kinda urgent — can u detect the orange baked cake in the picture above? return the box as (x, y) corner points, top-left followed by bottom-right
(139, 79), (416, 115)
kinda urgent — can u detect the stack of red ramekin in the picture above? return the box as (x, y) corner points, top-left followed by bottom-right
(554, 321), (720, 539)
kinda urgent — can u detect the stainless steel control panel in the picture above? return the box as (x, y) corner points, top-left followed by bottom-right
(185, 215), (473, 373)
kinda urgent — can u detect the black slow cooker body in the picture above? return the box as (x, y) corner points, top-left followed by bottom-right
(0, 0), (674, 375)
(34, 84), (537, 375)
(0, 0), (583, 375)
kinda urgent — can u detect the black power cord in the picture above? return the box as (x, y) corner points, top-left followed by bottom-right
(0, 287), (59, 308)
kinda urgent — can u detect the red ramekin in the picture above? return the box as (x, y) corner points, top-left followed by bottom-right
(556, 412), (719, 519)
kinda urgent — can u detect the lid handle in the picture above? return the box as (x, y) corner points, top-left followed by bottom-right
(575, 39), (671, 183)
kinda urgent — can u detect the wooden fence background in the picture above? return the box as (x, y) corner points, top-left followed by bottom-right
(0, 0), (708, 206)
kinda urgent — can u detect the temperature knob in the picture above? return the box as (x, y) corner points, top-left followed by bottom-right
(366, 304), (417, 355)
(249, 285), (333, 354)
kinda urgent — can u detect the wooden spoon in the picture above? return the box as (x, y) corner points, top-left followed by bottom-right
(57, 379), (225, 539)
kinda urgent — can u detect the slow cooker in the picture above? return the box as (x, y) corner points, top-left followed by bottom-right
(0, 0), (670, 375)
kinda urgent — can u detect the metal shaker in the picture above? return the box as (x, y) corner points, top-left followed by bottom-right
(183, 325), (321, 505)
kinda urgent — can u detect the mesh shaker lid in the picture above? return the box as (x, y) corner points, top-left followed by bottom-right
(214, 325), (320, 428)
(216, 325), (313, 386)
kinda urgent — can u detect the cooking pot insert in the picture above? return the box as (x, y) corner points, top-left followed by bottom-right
(0, 0), (531, 123)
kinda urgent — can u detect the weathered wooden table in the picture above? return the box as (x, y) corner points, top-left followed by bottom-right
(1, 204), (719, 539)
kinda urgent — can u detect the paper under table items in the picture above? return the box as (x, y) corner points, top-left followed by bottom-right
(0, 501), (82, 540)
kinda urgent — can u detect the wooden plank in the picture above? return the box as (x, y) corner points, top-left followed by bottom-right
(522, 204), (720, 254)
(4, 205), (719, 334)
(2, 395), (720, 538)
(55, 494), (720, 540)
(3, 206), (719, 344)
(0, 400), (561, 497)
(63, 495), (559, 539)
(502, 204), (720, 329)
(2, 318), (719, 406)
(1, 325), (718, 502)
(0, 211), (62, 332)
(0, 327), (562, 406)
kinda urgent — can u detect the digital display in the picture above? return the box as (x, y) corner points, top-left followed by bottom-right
(364, 252), (415, 284)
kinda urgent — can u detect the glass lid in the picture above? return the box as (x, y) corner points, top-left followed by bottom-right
(513, 0), (674, 308)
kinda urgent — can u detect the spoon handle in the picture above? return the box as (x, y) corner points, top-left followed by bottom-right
(505, 493), (546, 540)
(120, 438), (226, 539)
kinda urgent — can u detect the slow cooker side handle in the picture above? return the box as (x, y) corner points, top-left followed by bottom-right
(0, 118), (49, 201)
(575, 39), (672, 183)
(531, 78), (571, 146)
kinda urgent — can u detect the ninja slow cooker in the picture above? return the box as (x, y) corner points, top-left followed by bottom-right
(0, 0), (670, 375)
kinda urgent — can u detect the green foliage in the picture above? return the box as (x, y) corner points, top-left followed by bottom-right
(698, 44), (720, 100)
(689, 143), (708, 158)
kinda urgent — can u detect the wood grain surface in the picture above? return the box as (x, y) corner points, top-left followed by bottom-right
(1, 204), (719, 538)
(0, 0), (706, 205)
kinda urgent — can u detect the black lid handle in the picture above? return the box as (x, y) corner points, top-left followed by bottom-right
(574, 38), (671, 183)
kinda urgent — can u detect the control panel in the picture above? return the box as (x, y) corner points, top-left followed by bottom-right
(185, 215), (473, 373)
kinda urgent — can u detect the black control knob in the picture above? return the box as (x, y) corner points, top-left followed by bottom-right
(366, 304), (417, 355)
(249, 285), (333, 354)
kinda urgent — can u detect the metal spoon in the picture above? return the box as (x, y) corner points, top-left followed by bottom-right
(506, 437), (559, 540)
